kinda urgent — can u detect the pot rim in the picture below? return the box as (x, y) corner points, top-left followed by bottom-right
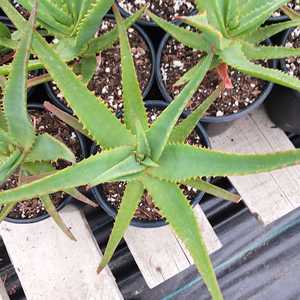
(45, 14), (156, 114)
(4, 102), (87, 224)
(91, 99), (211, 228)
(155, 32), (276, 124)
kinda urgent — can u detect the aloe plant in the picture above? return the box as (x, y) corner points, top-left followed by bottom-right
(4, 2), (300, 298)
(0, 0), (146, 83)
(0, 3), (96, 239)
(147, 0), (300, 91)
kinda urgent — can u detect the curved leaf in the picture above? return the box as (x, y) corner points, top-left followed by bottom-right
(221, 43), (300, 92)
(40, 194), (76, 241)
(243, 43), (300, 60)
(114, 6), (148, 133)
(142, 176), (223, 300)
(147, 54), (213, 161)
(85, 7), (146, 55)
(169, 85), (223, 143)
(74, 0), (114, 50)
(149, 144), (300, 181)
(0, 146), (133, 204)
(97, 181), (143, 273)
(182, 178), (241, 202)
(243, 20), (300, 44)
(0, 149), (22, 183)
(147, 10), (209, 52)
(3, 3), (36, 151)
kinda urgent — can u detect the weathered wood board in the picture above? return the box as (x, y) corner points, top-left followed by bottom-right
(211, 107), (300, 225)
(0, 205), (123, 300)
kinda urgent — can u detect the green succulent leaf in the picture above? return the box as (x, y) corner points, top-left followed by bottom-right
(203, 1), (226, 35)
(179, 14), (229, 50)
(232, 0), (289, 36)
(135, 120), (151, 158)
(224, 0), (240, 30)
(147, 54), (213, 161)
(78, 55), (97, 84)
(3, 3), (36, 151)
(17, 0), (72, 35)
(242, 43), (300, 60)
(182, 178), (241, 203)
(0, 149), (23, 184)
(0, 59), (44, 76)
(74, 0), (114, 50)
(0, 112), (6, 131)
(89, 155), (145, 187)
(85, 7), (146, 55)
(142, 175), (223, 300)
(114, 6), (148, 133)
(0, 146), (134, 204)
(24, 133), (76, 163)
(147, 10), (209, 52)
(243, 20), (300, 44)
(97, 181), (144, 273)
(221, 43), (300, 91)
(150, 144), (300, 181)
(169, 85), (223, 143)
(22, 161), (55, 175)
(40, 194), (76, 241)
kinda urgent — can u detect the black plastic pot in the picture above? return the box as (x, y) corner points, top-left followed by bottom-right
(45, 15), (156, 114)
(265, 28), (300, 134)
(91, 100), (211, 228)
(156, 33), (276, 136)
(3, 102), (87, 224)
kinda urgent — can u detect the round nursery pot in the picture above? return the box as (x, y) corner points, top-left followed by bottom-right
(266, 28), (300, 134)
(1, 102), (87, 224)
(156, 32), (276, 136)
(45, 15), (155, 114)
(91, 100), (211, 228)
(116, 0), (196, 27)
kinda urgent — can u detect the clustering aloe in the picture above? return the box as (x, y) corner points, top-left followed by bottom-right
(0, 4), (96, 239)
(3, 1), (300, 299)
(0, 0), (146, 84)
(148, 0), (300, 91)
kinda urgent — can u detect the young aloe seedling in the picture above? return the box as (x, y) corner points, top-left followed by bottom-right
(4, 3), (300, 299)
(147, 0), (300, 91)
(0, 2), (96, 240)
(0, 0), (146, 83)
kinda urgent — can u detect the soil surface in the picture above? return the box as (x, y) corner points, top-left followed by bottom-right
(0, 109), (82, 220)
(50, 18), (152, 113)
(100, 107), (205, 222)
(160, 36), (266, 116)
(272, 1), (300, 17)
(284, 27), (300, 79)
(118, 0), (195, 22)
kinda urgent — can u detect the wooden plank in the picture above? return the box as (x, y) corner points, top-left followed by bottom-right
(0, 278), (9, 300)
(0, 205), (123, 300)
(124, 206), (221, 288)
(210, 107), (300, 225)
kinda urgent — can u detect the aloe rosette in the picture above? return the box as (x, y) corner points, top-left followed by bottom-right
(0, 0), (148, 84)
(148, 0), (300, 93)
(3, 1), (300, 299)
